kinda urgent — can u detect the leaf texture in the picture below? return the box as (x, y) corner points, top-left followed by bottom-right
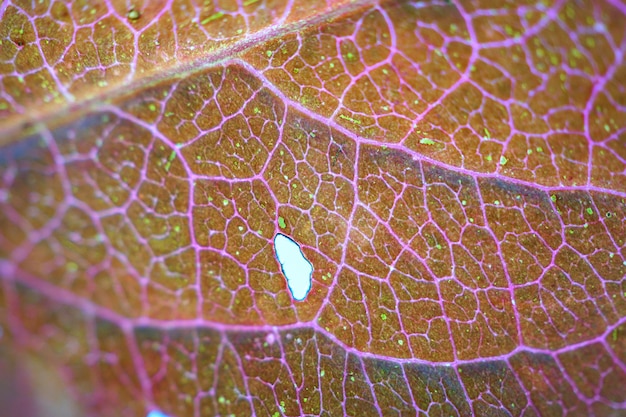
(1, 0), (626, 416)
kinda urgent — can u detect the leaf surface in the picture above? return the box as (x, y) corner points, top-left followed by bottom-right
(1, 0), (626, 416)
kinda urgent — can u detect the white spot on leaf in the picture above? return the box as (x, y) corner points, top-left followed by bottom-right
(274, 233), (313, 301)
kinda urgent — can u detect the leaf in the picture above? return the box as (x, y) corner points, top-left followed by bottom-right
(1, 0), (625, 416)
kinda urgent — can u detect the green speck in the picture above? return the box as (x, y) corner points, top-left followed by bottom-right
(266, 50), (272, 57)
(149, 103), (157, 112)
(168, 150), (176, 162)
(380, 313), (387, 321)
(586, 207), (593, 215)
(550, 194), (557, 203)
(320, 370), (325, 377)
(346, 52), (355, 60)
(486, 154), (493, 162)
(222, 199), (229, 206)
(244, 0), (259, 5)
(536, 146), (543, 153)
(0, 102), (8, 110)
(613, 329), (618, 342)
(461, 200), (467, 206)
(174, 225), (181, 233)
(527, 149), (533, 155)
(604, 124), (610, 132)
(499, 155), (508, 166)
(218, 396), (226, 404)
(339, 114), (361, 125)
(484, 128), (491, 139)
(66, 262), (78, 272)
(127, 9), (140, 20)
(273, 413), (280, 417)
(201, 11), (225, 25)
(419, 138), (436, 145)
(494, 200), (500, 205)
(278, 216), (286, 229)
(435, 244), (442, 250)
(398, 339), (404, 346)
(164, 162), (171, 172)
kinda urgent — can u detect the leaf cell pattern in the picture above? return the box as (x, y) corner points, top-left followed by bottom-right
(0, 0), (625, 416)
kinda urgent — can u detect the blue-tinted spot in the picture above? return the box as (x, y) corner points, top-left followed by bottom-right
(147, 411), (171, 417)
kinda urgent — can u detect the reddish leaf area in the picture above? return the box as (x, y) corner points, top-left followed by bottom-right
(1, 0), (626, 416)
